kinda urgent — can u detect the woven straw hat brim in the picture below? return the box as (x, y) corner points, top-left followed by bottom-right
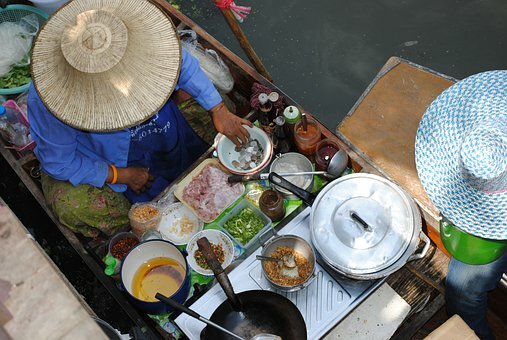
(415, 70), (507, 240)
(31, 0), (181, 132)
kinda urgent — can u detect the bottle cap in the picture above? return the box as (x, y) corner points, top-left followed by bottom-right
(104, 254), (116, 266)
(268, 92), (279, 103)
(274, 116), (285, 126)
(104, 266), (115, 276)
(283, 106), (301, 124)
(258, 93), (269, 105)
(0, 106), (5, 116)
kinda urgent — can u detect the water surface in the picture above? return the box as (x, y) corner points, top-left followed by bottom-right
(174, 0), (507, 130)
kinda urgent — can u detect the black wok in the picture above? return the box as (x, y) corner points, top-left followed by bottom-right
(196, 237), (307, 340)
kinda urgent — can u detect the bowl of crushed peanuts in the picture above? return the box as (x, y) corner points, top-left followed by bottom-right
(185, 229), (235, 276)
(158, 203), (203, 245)
(260, 234), (316, 291)
(128, 202), (162, 237)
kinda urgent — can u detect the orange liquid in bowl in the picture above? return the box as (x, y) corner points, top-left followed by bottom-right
(132, 257), (185, 302)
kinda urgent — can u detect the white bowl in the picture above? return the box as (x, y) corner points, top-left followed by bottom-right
(216, 125), (273, 175)
(185, 229), (235, 276)
(158, 203), (204, 245)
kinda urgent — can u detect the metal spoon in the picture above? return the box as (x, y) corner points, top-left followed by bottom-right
(256, 254), (297, 268)
(327, 149), (349, 177)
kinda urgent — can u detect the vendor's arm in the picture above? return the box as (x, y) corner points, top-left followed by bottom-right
(177, 48), (252, 145)
(28, 86), (151, 193)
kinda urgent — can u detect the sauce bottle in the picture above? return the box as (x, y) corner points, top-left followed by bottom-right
(258, 93), (274, 135)
(272, 116), (292, 154)
(283, 106), (301, 141)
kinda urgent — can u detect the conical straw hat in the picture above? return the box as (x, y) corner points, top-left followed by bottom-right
(31, 0), (181, 132)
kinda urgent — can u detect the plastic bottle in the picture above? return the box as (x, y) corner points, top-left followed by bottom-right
(0, 106), (30, 147)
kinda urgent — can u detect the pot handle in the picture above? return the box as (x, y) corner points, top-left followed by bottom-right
(408, 231), (431, 262)
(268, 172), (316, 205)
(197, 237), (242, 311)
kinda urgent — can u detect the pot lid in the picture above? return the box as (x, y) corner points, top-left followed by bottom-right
(311, 174), (416, 275)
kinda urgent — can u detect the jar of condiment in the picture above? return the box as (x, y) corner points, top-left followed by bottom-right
(128, 203), (162, 237)
(259, 190), (285, 222)
(315, 139), (340, 171)
(293, 116), (322, 160)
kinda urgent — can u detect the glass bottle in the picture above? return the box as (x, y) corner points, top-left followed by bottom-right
(272, 116), (292, 154)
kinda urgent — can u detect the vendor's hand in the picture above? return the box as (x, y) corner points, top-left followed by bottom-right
(119, 167), (153, 195)
(210, 102), (253, 146)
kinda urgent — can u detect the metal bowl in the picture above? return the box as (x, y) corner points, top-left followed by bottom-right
(261, 235), (316, 292)
(269, 152), (314, 199)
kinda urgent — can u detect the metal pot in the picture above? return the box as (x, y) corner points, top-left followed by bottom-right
(269, 153), (314, 199)
(260, 235), (316, 291)
(269, 173), (430, 280)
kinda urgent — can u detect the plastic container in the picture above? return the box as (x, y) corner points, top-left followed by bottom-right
(30, 0), (69, 15)
(0, 5), (49, 95)
(128, 203), (162, 237)
(0, 105), (30, 147)
(1, 100), (35, 155)
(218, 199), (272, 249)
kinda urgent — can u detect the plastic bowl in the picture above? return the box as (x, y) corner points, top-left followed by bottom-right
(185, 229), (235, 276)
(218, 199), (273, 250)
(0, 5), (49, 95)
(120, 239), (190, 314)
(158, 202), (204, 245)
(216, 125), (273, 175)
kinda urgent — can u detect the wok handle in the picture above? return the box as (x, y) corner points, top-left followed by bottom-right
(197, 237), (242, 311)
(268, 172), (316, 205)
(408, 231), (431, 262)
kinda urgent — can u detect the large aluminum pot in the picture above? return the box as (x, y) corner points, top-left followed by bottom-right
(269, 173), (430, 280)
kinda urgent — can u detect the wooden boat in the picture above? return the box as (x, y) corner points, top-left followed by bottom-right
(0, 2), (452, 338)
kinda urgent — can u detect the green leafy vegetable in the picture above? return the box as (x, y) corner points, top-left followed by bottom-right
(224, 207), (265, 245)
(0, 65), (31, 89)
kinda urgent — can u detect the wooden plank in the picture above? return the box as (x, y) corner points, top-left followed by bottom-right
(391, 294), (445, 340)
(337, 57), (457, 236)
(0, 201), (107, 339)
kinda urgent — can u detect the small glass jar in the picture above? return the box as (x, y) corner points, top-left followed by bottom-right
(315, 139), (340, 171)
(293, 117), (322, 161)
(128, 203), (162, 237)
(259, 190), (285, 222)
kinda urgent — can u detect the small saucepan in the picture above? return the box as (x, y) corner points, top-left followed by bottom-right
(120, 239), (191, 314)
(260, 235), (316, 292)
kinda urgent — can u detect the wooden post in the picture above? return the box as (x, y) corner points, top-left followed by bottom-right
(217, 6), (273, 82)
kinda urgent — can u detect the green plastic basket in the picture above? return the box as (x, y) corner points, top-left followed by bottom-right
(0, 5), (49, 95)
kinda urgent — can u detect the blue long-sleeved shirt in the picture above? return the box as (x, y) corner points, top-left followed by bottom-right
(28, 49), (222, 192)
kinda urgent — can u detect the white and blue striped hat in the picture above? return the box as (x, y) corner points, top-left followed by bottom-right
(415, 70), (507, 240)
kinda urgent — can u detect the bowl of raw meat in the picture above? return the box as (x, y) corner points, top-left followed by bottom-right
(216, 125), (273, 175)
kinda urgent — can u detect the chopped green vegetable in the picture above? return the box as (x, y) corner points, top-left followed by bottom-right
(0, 65), (31, 89)
(224, 207), (265, 245)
